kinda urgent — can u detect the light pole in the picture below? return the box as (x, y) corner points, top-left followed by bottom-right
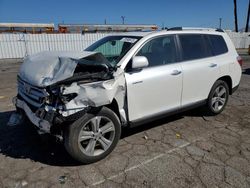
(121, 16), (125, 24)
(245, 0), (250, 32)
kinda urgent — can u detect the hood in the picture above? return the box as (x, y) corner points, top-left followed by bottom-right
(19, 51), (99, 87)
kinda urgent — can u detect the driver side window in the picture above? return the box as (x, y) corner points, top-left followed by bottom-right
(136, 35), (178, 67)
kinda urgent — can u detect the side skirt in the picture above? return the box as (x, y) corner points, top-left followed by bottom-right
(129, 100), (207, 128)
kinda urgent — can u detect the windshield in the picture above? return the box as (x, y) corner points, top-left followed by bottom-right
(85, 36), (141, 66)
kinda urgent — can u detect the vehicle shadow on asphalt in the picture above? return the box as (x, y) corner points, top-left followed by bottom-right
(0, 111), (81, 166)
(121, 107), (207, 138)
(0, 108), (205, 167)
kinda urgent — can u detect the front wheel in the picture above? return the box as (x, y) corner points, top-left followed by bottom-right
(206, 80), (229, 115)
(64, 107), (121, 164)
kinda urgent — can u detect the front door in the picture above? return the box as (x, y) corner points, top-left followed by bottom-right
(125, 35), (183, 122)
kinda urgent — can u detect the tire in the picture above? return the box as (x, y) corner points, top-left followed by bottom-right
(206, 80), (229, 115)
(64, 107), (121, 164)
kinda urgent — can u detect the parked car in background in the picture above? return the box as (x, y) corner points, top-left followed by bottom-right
(8, 27), (242, 163)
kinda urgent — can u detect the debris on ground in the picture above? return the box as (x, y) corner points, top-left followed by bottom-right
(21, 180), (28, 187)
(58, 175), (67, 184)
(202, 116), (210, 121)
(15, 180), (28, 188)
(176, 133), (181, 138)
(143, 135), (148, 140)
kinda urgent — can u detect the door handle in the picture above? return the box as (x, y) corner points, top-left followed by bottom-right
(132, 81), (143, 84)
(171, 70), (182, 75)
(209, 63), (217, 68)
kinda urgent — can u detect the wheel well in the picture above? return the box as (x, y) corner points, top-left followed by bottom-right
(217, 76), (232, 94)
(105, 99), (121, 120)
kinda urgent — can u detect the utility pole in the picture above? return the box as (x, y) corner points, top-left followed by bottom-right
(121, 16), (125, 24)
(234, 0), (239, 32)
(245, 0), (250, 32)
(219, 18), (222, 29)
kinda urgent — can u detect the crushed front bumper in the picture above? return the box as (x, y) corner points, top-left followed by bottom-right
(12, 97), (51, 133)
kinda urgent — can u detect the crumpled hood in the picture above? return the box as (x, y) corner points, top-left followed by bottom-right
(19, 51), (97, 87)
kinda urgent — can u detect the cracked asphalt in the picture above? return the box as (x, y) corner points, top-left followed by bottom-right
(0, 55), (250, 188)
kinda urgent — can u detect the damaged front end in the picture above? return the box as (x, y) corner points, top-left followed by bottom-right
(9, 51), (127, 135)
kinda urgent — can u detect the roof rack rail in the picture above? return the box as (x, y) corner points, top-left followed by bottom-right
(215, 28), (224, 32)
(167, 27), (224, 32)
(167, 27), (182, 31)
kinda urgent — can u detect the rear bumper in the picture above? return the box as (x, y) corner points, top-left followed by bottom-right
(14, 97), (51, 133)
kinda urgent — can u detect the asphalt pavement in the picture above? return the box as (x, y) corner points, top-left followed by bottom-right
(0, 56), (250, 187)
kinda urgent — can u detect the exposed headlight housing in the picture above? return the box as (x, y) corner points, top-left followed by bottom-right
(60, 93), (77, 103)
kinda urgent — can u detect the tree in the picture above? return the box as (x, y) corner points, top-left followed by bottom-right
(245, 0), (250, 32)
(234, 0), (238, 32)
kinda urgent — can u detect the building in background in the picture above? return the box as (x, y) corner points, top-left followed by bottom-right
(0, 23), (158, 34)
(58, 24), (158, 33)
(0, 23), (55, 34)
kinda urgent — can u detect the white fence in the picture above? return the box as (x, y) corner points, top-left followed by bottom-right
(226, 31), (250, 49)
(0, 32), (249, 59)
(0, 33), (111, 59)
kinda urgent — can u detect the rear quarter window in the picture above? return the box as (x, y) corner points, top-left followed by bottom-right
(208, 35), (228, 55)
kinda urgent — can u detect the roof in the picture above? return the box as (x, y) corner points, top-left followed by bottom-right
(108, 27), (226, 39)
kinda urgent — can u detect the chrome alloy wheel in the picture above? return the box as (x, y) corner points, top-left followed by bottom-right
(78, 116), (115, 156)
(211, 85), (227, 112)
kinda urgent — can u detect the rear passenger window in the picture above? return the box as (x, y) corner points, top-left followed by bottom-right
(208, 35), (228, 55)
(179, 34), (212, 61)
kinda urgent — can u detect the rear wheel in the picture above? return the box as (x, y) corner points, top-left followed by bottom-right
(206, 80), (229, 115)
(64, 107), (121, 164)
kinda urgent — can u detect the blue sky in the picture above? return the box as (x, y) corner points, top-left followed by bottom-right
(0, 0), (249, 30)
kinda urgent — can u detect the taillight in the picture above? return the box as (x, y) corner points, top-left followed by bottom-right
(237, 56), (243, 66)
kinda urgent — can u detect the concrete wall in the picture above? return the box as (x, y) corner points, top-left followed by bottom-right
(0, 32), (249, 59)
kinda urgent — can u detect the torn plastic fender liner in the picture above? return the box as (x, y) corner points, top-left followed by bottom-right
(61, 68), (127, 123)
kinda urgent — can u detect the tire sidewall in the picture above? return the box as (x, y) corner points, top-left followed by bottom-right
(64, 107), (121, 164)
(208, 80), (229, 114)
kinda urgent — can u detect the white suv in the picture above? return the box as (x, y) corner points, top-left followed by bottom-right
(9, 28), (242, 163)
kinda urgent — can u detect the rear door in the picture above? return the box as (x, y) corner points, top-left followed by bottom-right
(178, 34), (220, 106)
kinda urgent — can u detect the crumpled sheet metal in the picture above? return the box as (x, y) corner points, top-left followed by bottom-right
(19, 51), (97, 87)
(61, 68), (126, 121)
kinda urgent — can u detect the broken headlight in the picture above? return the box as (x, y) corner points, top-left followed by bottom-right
(60, 93), (77, 103)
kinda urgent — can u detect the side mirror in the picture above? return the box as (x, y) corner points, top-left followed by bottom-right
(132, 56), (149, 69)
